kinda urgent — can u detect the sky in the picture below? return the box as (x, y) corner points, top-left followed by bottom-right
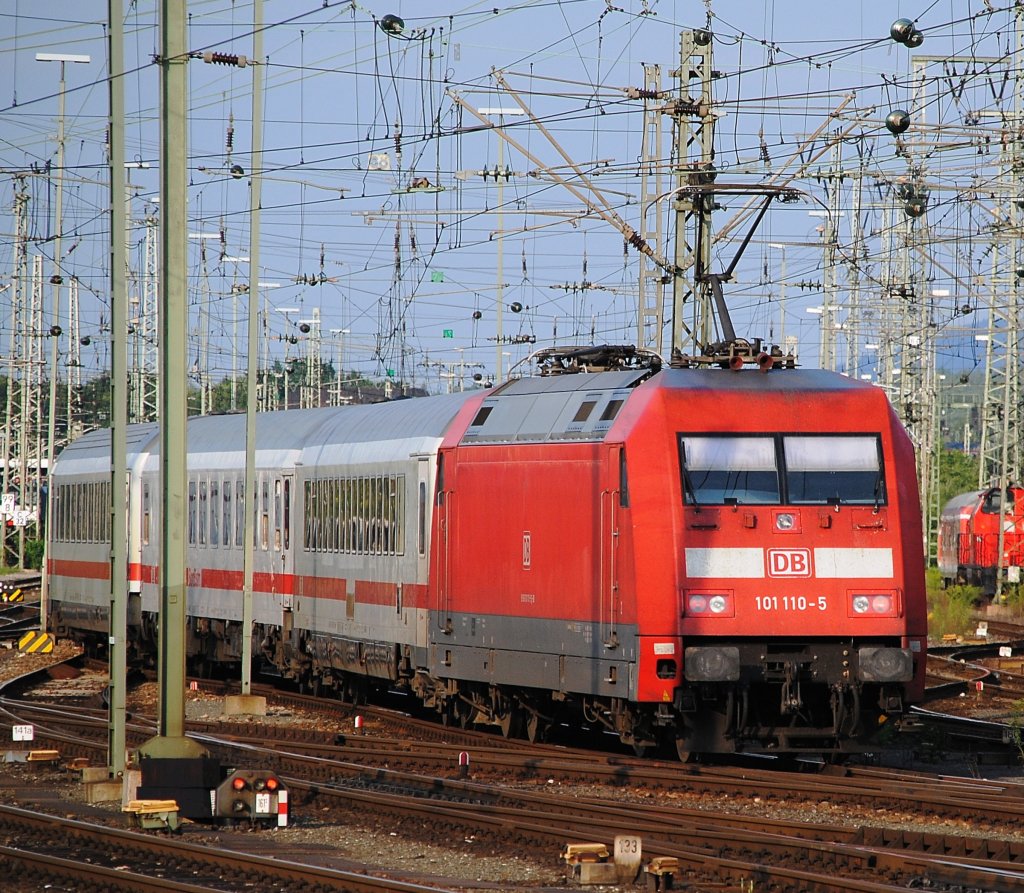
(0, 0), (1018, 396)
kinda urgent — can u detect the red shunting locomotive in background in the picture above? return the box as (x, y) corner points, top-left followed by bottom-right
(938, 485), (1024, 595)
(47, 346), (927, 759)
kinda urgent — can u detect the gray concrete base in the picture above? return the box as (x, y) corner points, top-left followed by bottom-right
(80, 766), (110, 784)
(85, 780), (123, 803)
(223, 694), (267, 717)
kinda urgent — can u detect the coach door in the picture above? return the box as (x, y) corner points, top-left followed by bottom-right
(433, 451), (454, 634)
(599, 445), (623, 649)
(271, 475), (294, 614)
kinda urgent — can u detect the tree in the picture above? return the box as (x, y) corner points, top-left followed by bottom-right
(937, 448), (979, 509)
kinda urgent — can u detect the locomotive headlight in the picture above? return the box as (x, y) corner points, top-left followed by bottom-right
(775, 512), (796, 531)
(685, 593), (733, 617)
(849, 591), (899, 617)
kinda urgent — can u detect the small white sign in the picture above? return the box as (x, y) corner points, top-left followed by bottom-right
(12, 724), (34, 742)
(1000, 646), (1013, 658)
(255, 792), (271, 815)
(0, 494), (15, 516)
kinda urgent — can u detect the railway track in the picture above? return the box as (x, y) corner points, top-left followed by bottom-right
(0, 803), (463, 893)
(4, 654), (1024, 892)
(0, 573), (42, 644)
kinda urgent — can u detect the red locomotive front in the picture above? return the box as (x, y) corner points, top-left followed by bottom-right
(619, 368), (927, 756)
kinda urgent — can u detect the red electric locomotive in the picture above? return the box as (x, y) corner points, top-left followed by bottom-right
(48, 345), (927, 759)
(937, 486), (1024, 595)
(424, 346), (926, 756)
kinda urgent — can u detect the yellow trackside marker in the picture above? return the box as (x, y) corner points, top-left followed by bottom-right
(3, 588), (23, 603)
(18, 631), (55, 654)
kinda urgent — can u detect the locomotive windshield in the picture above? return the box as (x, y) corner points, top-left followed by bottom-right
(680, 433), (885, 507)
(680, 436), (780, 505)
(783, 435), (884, 505)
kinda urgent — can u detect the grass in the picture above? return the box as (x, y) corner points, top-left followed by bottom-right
(925, 566), (980, 641)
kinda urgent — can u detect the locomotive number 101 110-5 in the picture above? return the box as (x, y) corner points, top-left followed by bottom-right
(754, 595), (828, 612)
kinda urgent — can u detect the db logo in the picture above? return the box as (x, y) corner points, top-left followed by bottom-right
(767, 548), (812, 577)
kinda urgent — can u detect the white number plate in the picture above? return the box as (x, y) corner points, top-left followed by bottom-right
(755, 596), (827, 612)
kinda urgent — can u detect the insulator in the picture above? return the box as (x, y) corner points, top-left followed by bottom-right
(904, 29), (924, 48)
(80, 336), (91, 346)
(230, 164), (244, 179)
(299, 323), (311, 334)
(889, 18), (914, 43)
(226, 126), (234, 150)
(472, 310), (482, 320)
(203, 51), (249, 67)
(885, 110), (911, 135)
(510, 301), (523, 313)
(49, 325), (62, 337)
(693, 29), (712, 46)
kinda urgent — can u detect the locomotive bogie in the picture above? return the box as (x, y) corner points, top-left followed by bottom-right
(47, 365), (927, 758)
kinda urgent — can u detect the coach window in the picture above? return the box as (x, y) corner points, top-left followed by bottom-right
(783, 435), (884, 506)
(199, 479), (208, 545)
(188, 480), (197, 545)
(261, 477), (270, 550)
(273, 479), (282, 550)
(143, 481), (151, 546)
(210, 480), (220, 546)
(680, 435), (779, 505)
(222, 479), (231, 546)
(284, 478), (291, 550)
(418, 481), (427, 556)
(234, 479), (244, 546)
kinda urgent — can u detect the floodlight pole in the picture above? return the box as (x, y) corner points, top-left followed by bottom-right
(241, 0), (264, 699)
(138, 0), (207, 760)
(36, 51), (90, 626)
(106, 3), (129, 779)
